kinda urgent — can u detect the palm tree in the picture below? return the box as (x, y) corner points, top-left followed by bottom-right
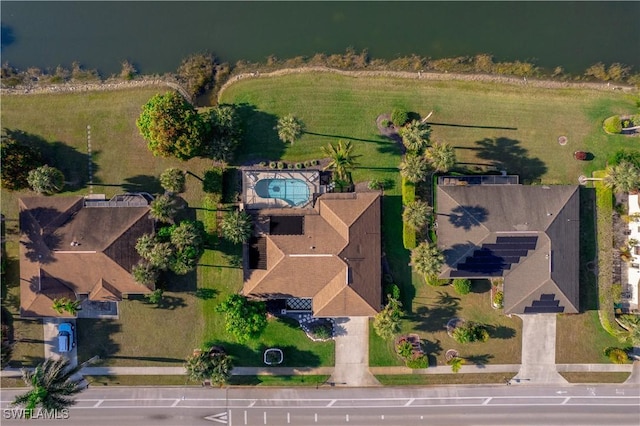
(159, 167), (186, 193)
(322, 140), (359, 181)
(275, 114), (304, 144)
(13, 356), (97, 415)
(373, 297), (402, 340)
(425, 142), (456, 173)
(399, 154), (430, 183)
(27, 165), (65, 195)
(410, 242), (445, 280)
(603, 161), (640, 193)
(51, 297), (81, 316)
(185, 346), (233, 386)
(447, 356), (465, 373)
(220, 210), (252, 244)
(399, 119), (431, 153)
(149, 194), (179, 224)
(403, 200), (433, 231)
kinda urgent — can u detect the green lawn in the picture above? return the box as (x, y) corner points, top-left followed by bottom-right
(555, 311), (623, 364)
(559, 372), (630, 383)
(376, 373), (514, 386)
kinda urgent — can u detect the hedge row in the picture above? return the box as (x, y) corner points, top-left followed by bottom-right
(401, 178), (417, 249)
(593, 171), (620, 337)
(203, 167), (224, 203)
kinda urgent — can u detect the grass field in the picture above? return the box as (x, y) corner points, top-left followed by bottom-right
(559, 372), (630, 383)
(375, 373), (514, 386)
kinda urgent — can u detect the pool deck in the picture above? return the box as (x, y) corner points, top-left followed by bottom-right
(243, 170), (320, 210)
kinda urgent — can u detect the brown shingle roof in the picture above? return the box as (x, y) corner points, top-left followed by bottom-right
(436, 184), (579, 314)
(19, 196), (154, 318)
(244, 192), (381, 317)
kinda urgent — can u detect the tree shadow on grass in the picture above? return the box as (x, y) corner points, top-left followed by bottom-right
(4, 128), (97, 191)
(465, 353), (494, 366)
(205, 340), (321, 368)
(471, 279), (491, 294)
(192, 288), (219, 300)
(121, 174), (163, 195)
(486, 325), (516, 340)
(474, 137), (547, 183)
(412, 291), (460, 333)
(234, 103), (284, 163)
(421, 338), (443, 367)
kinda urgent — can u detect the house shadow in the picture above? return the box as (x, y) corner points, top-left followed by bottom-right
(4, 128), (97, 191)
(411, 291), (460, 333)
(474, 137), (547, 183)
(486, 324), (516, 339)
(234, 103), (284, 163)
(470, 279), (491, 294)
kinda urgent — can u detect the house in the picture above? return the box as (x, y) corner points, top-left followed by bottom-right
(435, 178), (580, 314)
(18, 194), (154, 318)
(243, 191), (382, 317)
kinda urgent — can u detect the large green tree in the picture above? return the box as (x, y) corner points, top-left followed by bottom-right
(216, 295), (267, 343)
(220, 210), (252, 244)
(322, 140), (359, 181)
(202, 104), (243, 162)
(399, 154), (430, 183)
(276, 114), (304, 144)
(149, 194), (180, 224)
(12, 357), (96, 416)
(603, 161), (640, 193)
(185, 346), (233, 386)
(27, 165), (65, 194)
(1, 132), (43, 190)
(411, 242), (445, 281)
(403, 200), (433, 231)
(425, 142), (456, 173)
(399, 119), (431, 153)
(136, 91), (205, 160)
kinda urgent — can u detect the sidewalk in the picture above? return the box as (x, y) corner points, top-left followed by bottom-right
(2, 363), (634, 378)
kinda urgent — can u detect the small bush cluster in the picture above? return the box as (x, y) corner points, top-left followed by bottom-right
(426, 276), (450, 287)
(453, 278), (472, 295)
(452, 322), (489, 344)
(493, 291), (504, 308)
(395, 337), (428, 369)
(603, 116), (622, 134)
(604, 347), (629, 364)
(203, 167), (224, 202)
(391, 107), (409, 127)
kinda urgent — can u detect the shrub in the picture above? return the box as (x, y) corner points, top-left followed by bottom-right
(401, 178), (416, 205)
(493, 290), (504, 308)
(396, 340), (414, 359)
(381, 119), (390, 128)
(384, 283), (401, 301)
(406, 355), (429, 369)
(452, 322), (489, 344)
(203, 167), (224, 195)
(160, 167), (186, 193)
(295, 163), (303, 169)
(269, 161), (277, 169)
(402, 221), (417, 250)
(453, 279), (472, 295)
(391, 107), (409, 127)
(259, 161), (267, 167)
(309, 322), (333, 340)
(604, 347), (628, 364)
(304, 161), (312, 168)
(277, 162), (284, 169)
(426, 275), (450, 287)
(603, 116), (622, 134)
(27, 165), (65, 194)
(312, 159), (320, 166)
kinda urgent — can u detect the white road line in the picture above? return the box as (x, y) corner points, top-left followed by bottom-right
(346, 414), (349, 422)
(249, 400), (256, 407)
(327, 399), (336, 407)
(171, 399), (180, 407)
(404, 398), (415, 407)
(229, 410), (232, 426)
(263, 411), (267, 425)
(93, 400), (103, 408)
(561, 397), (570, 405)
(287, 412), (290, 423)
(244, 410), (248, 425)
(315, 413), (318, 423)
(482, 398), (492, 405)
(381, 414), (384, 419)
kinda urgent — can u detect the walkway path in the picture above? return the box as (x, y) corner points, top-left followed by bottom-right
(513, 314), (567, 384)
(328, 317), (380, 386)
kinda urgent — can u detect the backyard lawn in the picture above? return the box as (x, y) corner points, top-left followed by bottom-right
(1, 74), (635, 373)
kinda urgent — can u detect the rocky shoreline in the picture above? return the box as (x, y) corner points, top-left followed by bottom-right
(1, 67), (636, 99)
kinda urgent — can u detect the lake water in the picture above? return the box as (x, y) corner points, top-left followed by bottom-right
(1, 1), (638, 75)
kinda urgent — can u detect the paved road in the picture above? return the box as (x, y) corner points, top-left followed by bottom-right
(2, 385), (638, 425)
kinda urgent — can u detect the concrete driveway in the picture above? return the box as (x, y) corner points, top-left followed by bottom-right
(329, 317), (380, 387)
(43, 318), (78, 367)
(513, 314), (566, 384)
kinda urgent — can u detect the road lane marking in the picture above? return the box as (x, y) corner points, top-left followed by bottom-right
(315, 413), (318, 422)
(327, 399), (336, 407)
(404, 398), (415, 407)
(287, 412), (290, 423)
(249, 400), (256, 407)
(171, 399), (180, 407)
(561, 398), (570, 405)
(244, 410), (247, 425)
(263, 411), (266, 425)
(204, 412), (228, 424)
(346, 414), (349, 422)
(381, 415), (384, 419)
(482, 398), (492, 405)
(93, 400), (103, 408)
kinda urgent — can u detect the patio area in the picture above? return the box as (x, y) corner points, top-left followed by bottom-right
(242, 170), (320, 210)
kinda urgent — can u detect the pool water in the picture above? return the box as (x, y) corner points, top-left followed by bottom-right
(254, 178), (310, 206)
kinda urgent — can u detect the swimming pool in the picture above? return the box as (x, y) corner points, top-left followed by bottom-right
(254, 178), (310, 206)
